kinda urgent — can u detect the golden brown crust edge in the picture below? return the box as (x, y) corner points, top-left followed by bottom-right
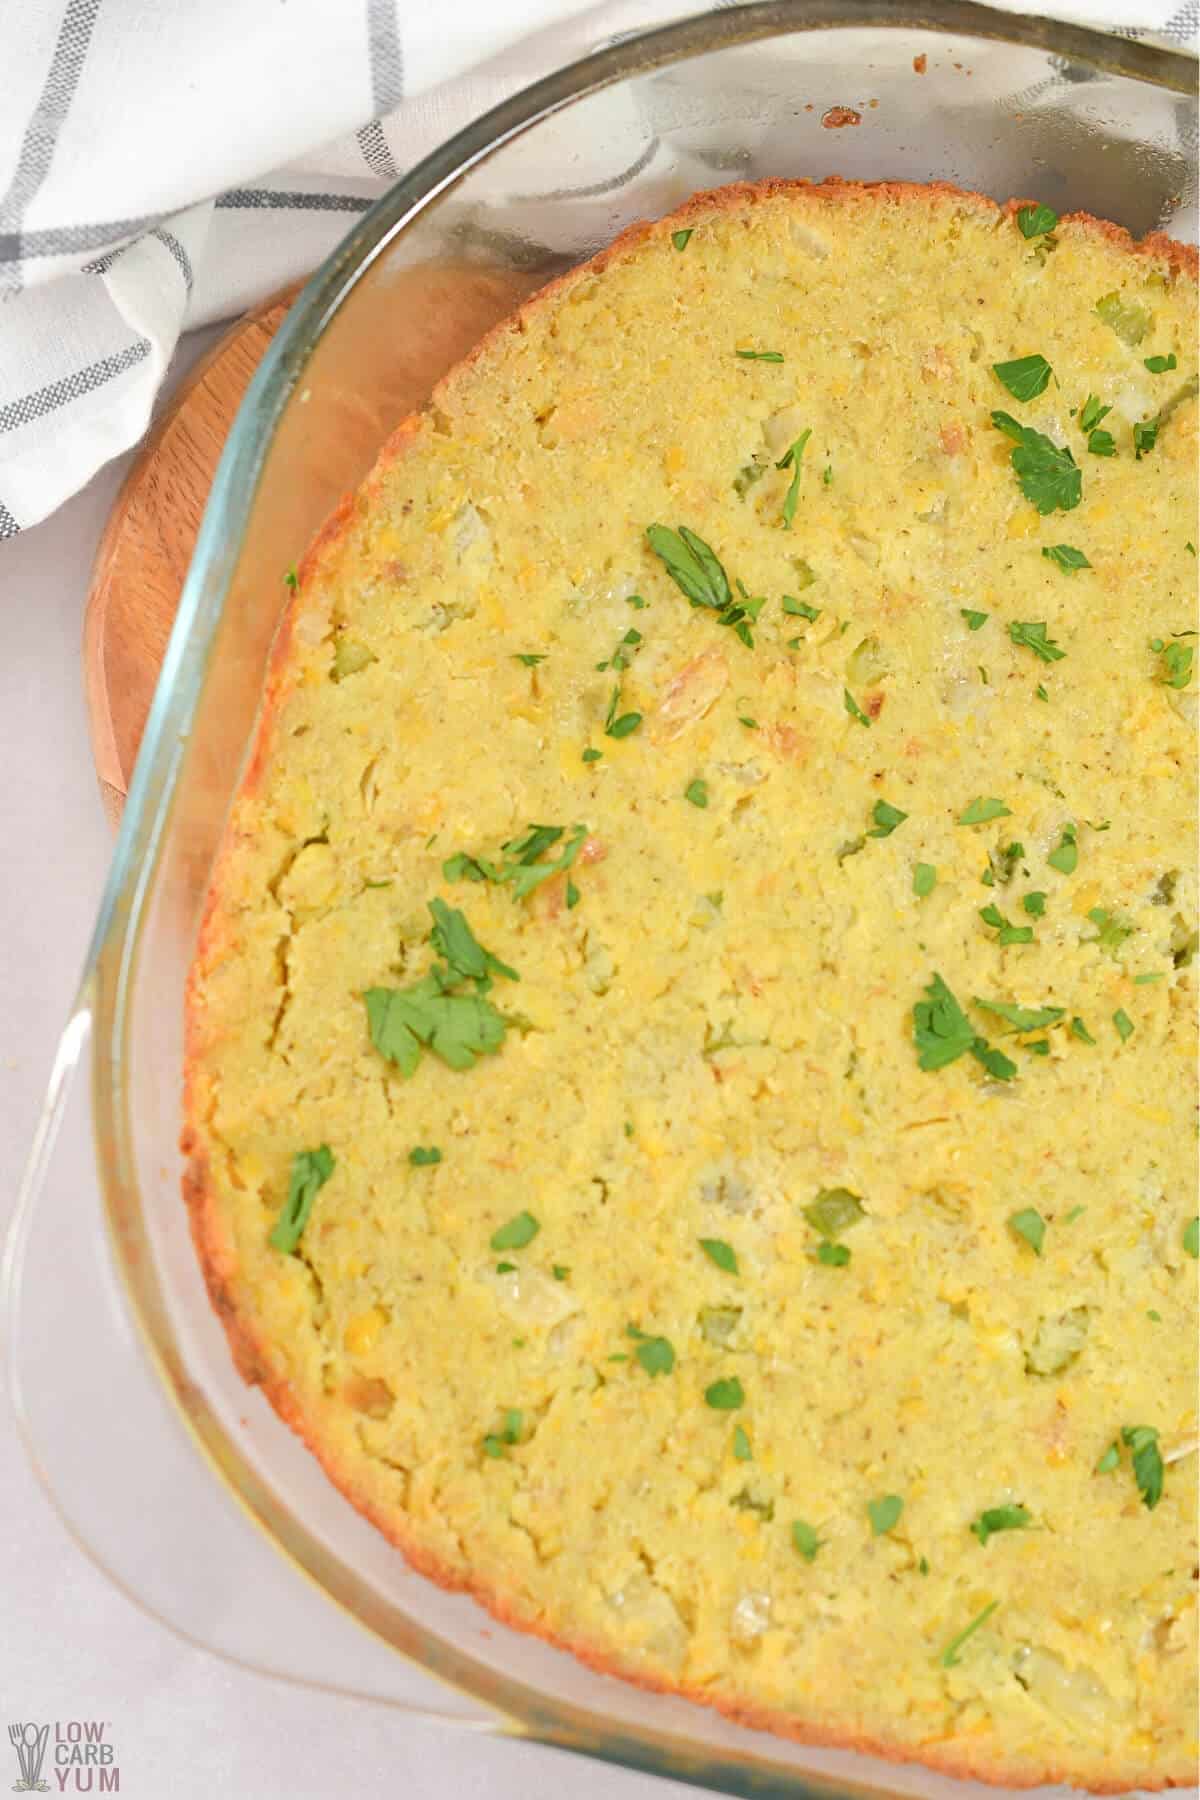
(181, 177), (1199, 1793)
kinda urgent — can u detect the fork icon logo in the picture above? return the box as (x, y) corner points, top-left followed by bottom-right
(7, 1724), (49, 1794)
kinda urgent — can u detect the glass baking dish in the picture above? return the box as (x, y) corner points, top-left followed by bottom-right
(6, 5), (1197, 1794)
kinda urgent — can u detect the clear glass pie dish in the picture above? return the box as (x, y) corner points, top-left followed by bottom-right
(6, 5), (1197, 1795)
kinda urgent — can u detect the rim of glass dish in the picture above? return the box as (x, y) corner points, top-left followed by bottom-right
(67, 3), (1197, 1792)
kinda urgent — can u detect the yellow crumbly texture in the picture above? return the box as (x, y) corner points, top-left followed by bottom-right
(186, 183), (1199, 1789)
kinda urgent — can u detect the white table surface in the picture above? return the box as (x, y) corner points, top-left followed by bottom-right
(0, 327), (702, 1800)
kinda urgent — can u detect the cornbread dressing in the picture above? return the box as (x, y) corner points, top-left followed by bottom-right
(184, 182), (1199, 1789)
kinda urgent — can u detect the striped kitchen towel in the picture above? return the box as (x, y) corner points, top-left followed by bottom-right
(0, 0), (1194, 540)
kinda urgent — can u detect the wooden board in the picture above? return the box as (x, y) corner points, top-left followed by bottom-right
(83, 264), (536, 824)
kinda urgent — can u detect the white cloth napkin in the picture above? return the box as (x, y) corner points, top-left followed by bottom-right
(0, 0), (1193, 540)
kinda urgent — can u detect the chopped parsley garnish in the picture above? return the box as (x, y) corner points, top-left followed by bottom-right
(868, 799), (907, 838)
(408, 1146), (442, 1166)
(912, 972), (1017, 1081)
(738, 714), (758, 730)
(822, 464), (833, 485)
(1182, 1217), (1198, 1258)
(491, 1211), (539, 1251)
(1079, 394), (1111, 434)
(1009, 619), (1065, 662)
(496, 1261), (516, 1273)
(1122, 1425), (1164, 1510)
(736, 348), (784, 362)
(672, 228), (693, 251)
(513, 652), (546, 666)
(959, 796), (1011, 826)
(992, 353), (1052, 403)
(284, 565), (299, 590)
(1027, 1038), (1050, 1056)
(1024, 891), (1046, 917)
(606, 708), (643, 739)
(1008, 1207), (1045, 1255)
(843, 687), (871, 728)
(980, 903), (1034, 946)
(685, 778), (709, 808)
(816, 1241), (851, 1267)
(868, 1494), (903, 1536)
(1134, 971), (1164, 985)
(961, 609), (988, 631)
(482, 1409), (523, 1459)
(1145, 353), (1178, 373)
(970, 1504), (1031, 1545)
(1035, 684), (1049, 701)
(704, 1377), (744, 1410)
(552, 1264), (569, 1281)
(1016, 203), (1058, 238)
(582, 747), (602, 763)
(804, 1187), (865, 1238)
(913, 862), (937, 898)
(1042, 544), (1091, 574)
(1133, 418), (1159, 459)
(1070, 1016), (1096, 1044)
(733, 1425), (753, 1461)
(776, 428), (812, 529)
(940, 1600), (999, 1667)
(1095, 1442), (1120, 1474)
(991, 411), (1081, 513)
(366, 904), (516, 1079)
(1087, 427), (1116, 457)
(445, 823), (589, 901)
(1154, 637), (1194, 689)
(627, 593), (648, 609)
(635, 1335), (676, 1377)
(269, 1146), (334, 1253)
(792, 1519), (821, 1561)
(699, 1237), (738, 1273)
(782, 594), (820, 620)
(1112, 1008), (1134, 1043)
(973, 998), (1063, 1032)
(645, 523), (764, 645)
(1047, 822), (1078, 874)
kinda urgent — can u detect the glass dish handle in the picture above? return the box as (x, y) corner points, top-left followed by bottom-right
(2, 1001), (502, 1730)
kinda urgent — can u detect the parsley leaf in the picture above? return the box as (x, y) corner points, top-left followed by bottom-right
(973, 998), (1064, 1032)
(972, 1040), (1019, 1080)
(990, 412), (1081, 513)
(1133, 418), (1159, 459)
(1008, 1207), (1045, 1254)
(1024, 891), (1046, 917)
(1122, 1425), (1164, 1510)
(1042, 544), (1091, 574)
(1009, 620), (1065, 662)
(429, 898), (518, 984)
(816, 1240), (851, 1267)
(792, 1519), (821, 1561)
(993, 353), (1052, 403)
(1071, 1016), (1096, 1044)
(582, 747), (602, 763)
(961, 609), (988, 631)
(699, 1237), (738, 1273)
(1182, 1217), (1198, 1258)
(1088, 907), (1133, 955)
(733, 1425), (753, 1460)
(672, 228), (692, 251)
(736, 348), (784, 362)
(1145, 353), (1177, 374)
(409, 1146), (442, 1166)
(646, 523), (731, 611)
(1017, 203), (1058, 238)
(284, 565), (299, 590)
(1047, 822), (1078, 874)
(913, 973), (977, 1070)
(1112, 1008), (1134, 1043)
(491, 1211), (539, 1251)
(868, 1494), (903, 1535)
(776, 429), (812, 529)
(1157, 639), (1194, 689)
(685, 778), (709, 808)
(1087, 427), (1116, 457)
(1079, 394), (1111, 434)
(481, 1408), (524, 1458)
(940, 1600), (1000, 1667)
(844, 688), (871, 728)
(513, 652), (546, 666)
(913, 862), (937, 898)
(606, 710), (643, 739)
(1095, 1442), (1120, 1474)
(959, 797), (1012, 825)
(804, 1188), (866, 1238)
(269, 1146), (334, 1253)
(980, 903), (1034, 946)
(868, 799), (908, 838)
(635, 1336), (676, 1377)
(971, 1504), (1031, 1545)
(782, 594), (820, 620)
(366, 974), (508, 1077)
(705, 1377), (744, 1410)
